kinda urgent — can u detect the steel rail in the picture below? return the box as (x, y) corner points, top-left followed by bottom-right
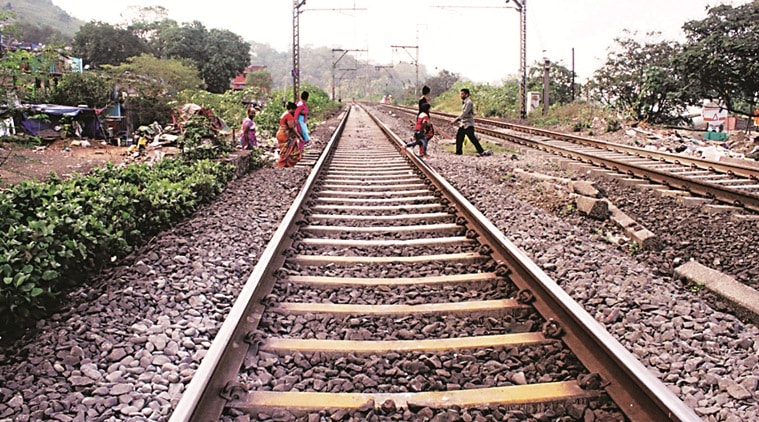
(384, 104), (759, 212)
(365, 104), (701, 421)
(169, 106), (351, 422)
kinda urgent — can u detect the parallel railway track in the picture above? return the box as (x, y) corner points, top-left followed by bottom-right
(384, 104), (759, 213)
(171, 105), (700, 421)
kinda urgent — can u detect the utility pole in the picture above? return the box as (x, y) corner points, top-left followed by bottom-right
(571, 47), (576, 102)
(391, 45), (419, 97)
(292, 2), (365, 103)
(332, 48), (366, 101)
(505, 0), (527, 119)
(440, 2), (526, 118)
(542, 57), (550, 115)
(292, 0), (305, 103)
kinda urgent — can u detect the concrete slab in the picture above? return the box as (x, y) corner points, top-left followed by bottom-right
(619, 178), (646, 187)
(574, 195), (609, 220)
(603, 201), (658, 250)
(605, 202), (636, 228)
(588, 168), (619, 179)
(677, 196), (712, 208)
(730, 213), (759, 222)
(656, 189), (690, 198)
(675, 261), (759, 326)
(701, 204), (741, 215)
(626, 226), (659, 250)
(572, 181), (599, 198)
(565, 162), (593, 174)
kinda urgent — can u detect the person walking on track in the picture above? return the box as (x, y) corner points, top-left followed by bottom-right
(450, 88), (490, 156)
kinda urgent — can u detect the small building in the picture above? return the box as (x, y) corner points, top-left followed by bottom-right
(231, 65), (267, 90)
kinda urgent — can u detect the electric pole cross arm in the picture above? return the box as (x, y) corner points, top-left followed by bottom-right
(332, 49), (367, 100)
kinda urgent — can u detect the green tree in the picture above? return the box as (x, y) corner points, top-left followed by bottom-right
(245, 69), (273, 92)
(676, 2), (759, 117)
(48, 71), (113, 107)
(588, 32), (692, 124)
(104, 54), (203, 94)
(201, 29), (250, 93)
(160, 21), (250, 93)
(100, 56), (200, 129)
(423, 69), (460, 105)
(72, 21), (149, 68)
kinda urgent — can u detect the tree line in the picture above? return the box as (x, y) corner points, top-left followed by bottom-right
(0, 2), (756, 128)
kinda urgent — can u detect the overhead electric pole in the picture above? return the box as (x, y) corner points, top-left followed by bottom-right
(332, 48), (366, 100)
(292, 2), (366, 103)
(505, 0), (527, 119)
(391, 45), (419, 97)
(292, 0), (305, 103)
(436, 2), (527, 118)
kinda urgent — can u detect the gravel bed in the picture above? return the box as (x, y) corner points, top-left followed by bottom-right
(231, 401), (622, 422)
(269, 277), (517, 305)
(240, 344), (586, 393)
(293, 244), (482, 256)
(307, 214), (459, 227)
(0, 107), (756, 421)
(281, 260), (496, 278)
(0, 162), (311, 420)
(369, 105), (759, 421)
(259, 311), (542, 340)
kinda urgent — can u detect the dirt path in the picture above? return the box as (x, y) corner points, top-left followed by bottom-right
(0, 139), (130, 188)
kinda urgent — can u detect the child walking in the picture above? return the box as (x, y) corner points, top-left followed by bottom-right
(405, 102), (434, 157)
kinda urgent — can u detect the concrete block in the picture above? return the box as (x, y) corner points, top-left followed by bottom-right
(572, 180), (600, 198)
(675, 261), (759, 326)
(565, 162), (592, 174)
(575, 195), (609, 220)
(619, 178), (646, 187)
(589, 168), (623, 180)
(677, 196), (712, 208)
(626, 226), (659, 250)
(701, 204), (741, 215)
(656, 189), (690, 198)
(606, 202), (636, 228)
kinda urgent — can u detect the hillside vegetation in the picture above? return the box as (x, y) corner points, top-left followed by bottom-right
(2, 0), (84, 41)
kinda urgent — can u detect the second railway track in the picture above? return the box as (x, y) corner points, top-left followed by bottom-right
(384, 104), (759, 213)
(172, 105), (700, 421)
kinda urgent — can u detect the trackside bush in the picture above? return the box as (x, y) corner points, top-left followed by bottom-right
(0, 158), (235, 339)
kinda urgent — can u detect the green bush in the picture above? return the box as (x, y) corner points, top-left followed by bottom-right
(0, 158), (235, 339)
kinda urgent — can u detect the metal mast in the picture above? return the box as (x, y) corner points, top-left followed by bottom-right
(332, 49), (366, 100)
(506, 0), (527, 119)
(391, 45), (419, 98)
(292, 0), (305, 103)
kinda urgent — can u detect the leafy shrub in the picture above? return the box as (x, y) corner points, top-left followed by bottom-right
(0, 158), (235, 339)
(606, 119), (622, 132)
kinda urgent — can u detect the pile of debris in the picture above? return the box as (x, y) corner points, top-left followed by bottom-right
(121, 103), (230, 163)
(600, 125), (759, 163)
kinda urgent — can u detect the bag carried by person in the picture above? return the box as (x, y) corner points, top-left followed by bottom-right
(425, 121), (435, 140)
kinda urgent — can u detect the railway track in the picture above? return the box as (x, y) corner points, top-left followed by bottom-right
(384, 104), (759, 213)
(171, 105), (700, 421)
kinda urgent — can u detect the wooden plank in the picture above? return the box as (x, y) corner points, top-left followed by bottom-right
(273, 299), (527, 315)
(231, 381), (595, 411)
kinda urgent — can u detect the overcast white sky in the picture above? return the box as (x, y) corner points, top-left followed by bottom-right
(51, 0), (749, 84)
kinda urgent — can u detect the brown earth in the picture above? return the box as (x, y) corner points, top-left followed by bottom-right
(0, 139), (131, 188)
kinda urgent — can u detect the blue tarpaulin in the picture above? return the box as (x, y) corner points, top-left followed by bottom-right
(20, 104), (106, 139)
